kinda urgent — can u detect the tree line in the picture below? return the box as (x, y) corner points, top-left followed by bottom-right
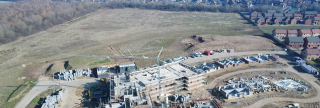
(0, 0), (287, 44)
(0, 0), (100, 44)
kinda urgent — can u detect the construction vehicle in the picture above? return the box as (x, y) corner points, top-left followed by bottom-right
(100, 78), (106, 82)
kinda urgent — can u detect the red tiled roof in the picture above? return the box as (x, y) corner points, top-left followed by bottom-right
(311, 29), (320, 33)
(316, 14), (320, 16)
(300, 29), (312, 34)
(275, 29), (287, 34)
(314, 17), (320, 20)
(305, 49), (320, 55)
(294, 14), (303, 17)
(288, 30), (298, 34)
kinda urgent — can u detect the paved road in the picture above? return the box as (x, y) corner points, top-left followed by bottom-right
(15, 79), (97, 108)
(206, 64), (320, 108)
(183, 51), (287, 64)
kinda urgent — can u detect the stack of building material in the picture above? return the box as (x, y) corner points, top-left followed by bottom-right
(41, 90), (64, 108)
(294, 56), (306, 65)
(74, 69), (83, 77)
(57, 70), (75, 81)
(301, 64), (318, 74)
(83, 68), (92, 76)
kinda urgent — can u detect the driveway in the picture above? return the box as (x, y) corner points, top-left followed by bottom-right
(15, 78), (98, 108)
(183, 51), (287, 64)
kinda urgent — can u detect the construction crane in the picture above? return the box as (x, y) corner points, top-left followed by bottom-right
(59, 47), (164, 104)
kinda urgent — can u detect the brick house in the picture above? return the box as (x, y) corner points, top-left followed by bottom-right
(301, 48), (320, 60)
(304, 37), (320, 48)
(273, 17), (283, 25)
(255, 17), (265, 25)
(285, 37), (304, 48)
(265, 17), (272, 24)
(313, 17), (320, 25)
(251, 13), (257, 20)
(290, 18), (297, 25)
(283, 17), (290, 24)
(273, 29), (287, 39)
(288, 30), (298, 37)
(303, 11), (317, 18)
(304, 18), (312, 25)
(293, 13), (303, 20)
(311, 29), (320, 37)
(298, 29), (313, 38)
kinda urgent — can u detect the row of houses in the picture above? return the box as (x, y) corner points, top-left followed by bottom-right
(249, 10), (320, 25)
(195, 54), (277, 73)
(273, 28), (320, 39)
(285, 36), (320, 49)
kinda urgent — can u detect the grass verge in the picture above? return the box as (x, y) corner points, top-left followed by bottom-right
(26, 87), (61, 108)
(6, 79), (37, 108)
(260, 26), (320, 34)
(89, 58), (111, 66)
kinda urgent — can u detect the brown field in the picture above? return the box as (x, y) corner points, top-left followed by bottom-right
(0, 8), (279, 107)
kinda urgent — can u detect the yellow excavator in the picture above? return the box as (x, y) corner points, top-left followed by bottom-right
(100, 78), (106, 82)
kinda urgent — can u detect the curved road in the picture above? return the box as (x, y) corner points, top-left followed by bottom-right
(206, 66), (320, 108)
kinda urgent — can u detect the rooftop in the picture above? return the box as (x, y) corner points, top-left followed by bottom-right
(288, 30), (298, 34)
(274, 29), (287, 34)
(314, 17), (320, 20)
(304, 48), (320, 55)
(274, 13), (284, 16)
(311, 29), (320, 33)
(288, 37), (303, 42)
(294, 13), (303, 17)
(300, 29), (312, 34)
(304, 11), (317, 14)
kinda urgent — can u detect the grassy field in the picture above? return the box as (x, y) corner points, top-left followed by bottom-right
(260, 26), (320, 34)
(0, 8), (266, 107)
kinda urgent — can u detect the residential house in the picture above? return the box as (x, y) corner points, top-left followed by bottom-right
(283, 17), (290, 24)
(293, 14), (303, 20)
(313, 17), (320, 25)
(304, 11), (317, 18)
(251, 13), (258, 20)
(304, 37), (320, 48)
(264, 13), (273, 18)
(304, 18), (312, 25)
(249, 9), (258, 14)
(290, 18), (297, 25)
(273, 29), (287, 39)
(316, 14), (320, 17)
(255, 17), (265, 25)
(288, 30), (298, 37)
(298, 29), (313, 38)
(273, 17), (283, 25)
(301, 48), (320, 60)
(266, 17), (272, 24)
(311, 29), (320, 37)
(285, 37), (304, 49)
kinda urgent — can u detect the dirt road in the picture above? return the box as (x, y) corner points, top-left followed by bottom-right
(15, 79), (98, 108)
(206, 66), (320, 108)
(183, 51), (287, 64)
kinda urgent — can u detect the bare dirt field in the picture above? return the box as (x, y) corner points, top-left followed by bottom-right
(181, 35), (281, 53)
(0, 8), (278, 107)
